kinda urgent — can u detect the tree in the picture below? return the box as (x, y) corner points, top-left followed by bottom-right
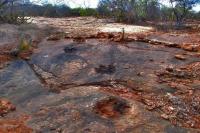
(0, 0), (7, 8)
(0, 0), (32, 24)
(98, 0), (138, 22)
(97, 0), (160, 23)
(97, 0), (111, 17)
(135, 0), (160, 21)
(169, 0), (200, 26)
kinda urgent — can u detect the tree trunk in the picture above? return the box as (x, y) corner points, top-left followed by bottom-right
(175, 16), (183, 28)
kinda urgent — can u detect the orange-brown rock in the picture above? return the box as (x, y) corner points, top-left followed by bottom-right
(0, 116), (32, 133)
(175, 54), (186, 60)
(0, 99), (16, 117)
(182, 43), (200, 52)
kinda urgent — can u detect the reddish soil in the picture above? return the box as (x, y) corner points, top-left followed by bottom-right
(0, 55), (12, 64)
(0, 116), (32, 133)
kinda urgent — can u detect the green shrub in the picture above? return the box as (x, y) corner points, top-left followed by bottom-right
(18, 38), (31, 51)
(71, 8), (97, 17)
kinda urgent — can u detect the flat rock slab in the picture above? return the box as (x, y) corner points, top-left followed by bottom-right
(0, 60), (47, 106)
(0, 60), (196, 132)
(0, 60), (173, 132)
(30, 39), (199, 91)
(0, 39), (200, 132)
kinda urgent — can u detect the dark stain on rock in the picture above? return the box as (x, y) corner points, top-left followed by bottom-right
(64, 45), (77, 53)
(93, 97), (130, 119)
(95, 64), (116, 74)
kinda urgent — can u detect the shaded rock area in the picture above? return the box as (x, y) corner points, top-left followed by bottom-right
(95, 64), (116, 74)
(0, 17), (200, 132)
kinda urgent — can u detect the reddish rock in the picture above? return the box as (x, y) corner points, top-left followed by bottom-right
(0, 116), (32, 133)
(175, 54), (186, 60)
(0, 99), (16, 117)
(182, 43), (199, 52)
(93, 97), (130, 119)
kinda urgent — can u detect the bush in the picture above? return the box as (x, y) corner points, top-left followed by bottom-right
(97, 0), (161, 23)
(18, 38), (31, 51)
(70, 8), (97, 17)
(0, 2), (31, 24)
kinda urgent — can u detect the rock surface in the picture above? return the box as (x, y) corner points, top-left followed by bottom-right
(0, 17), (200, 132)
(0, 39), (199, 132)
